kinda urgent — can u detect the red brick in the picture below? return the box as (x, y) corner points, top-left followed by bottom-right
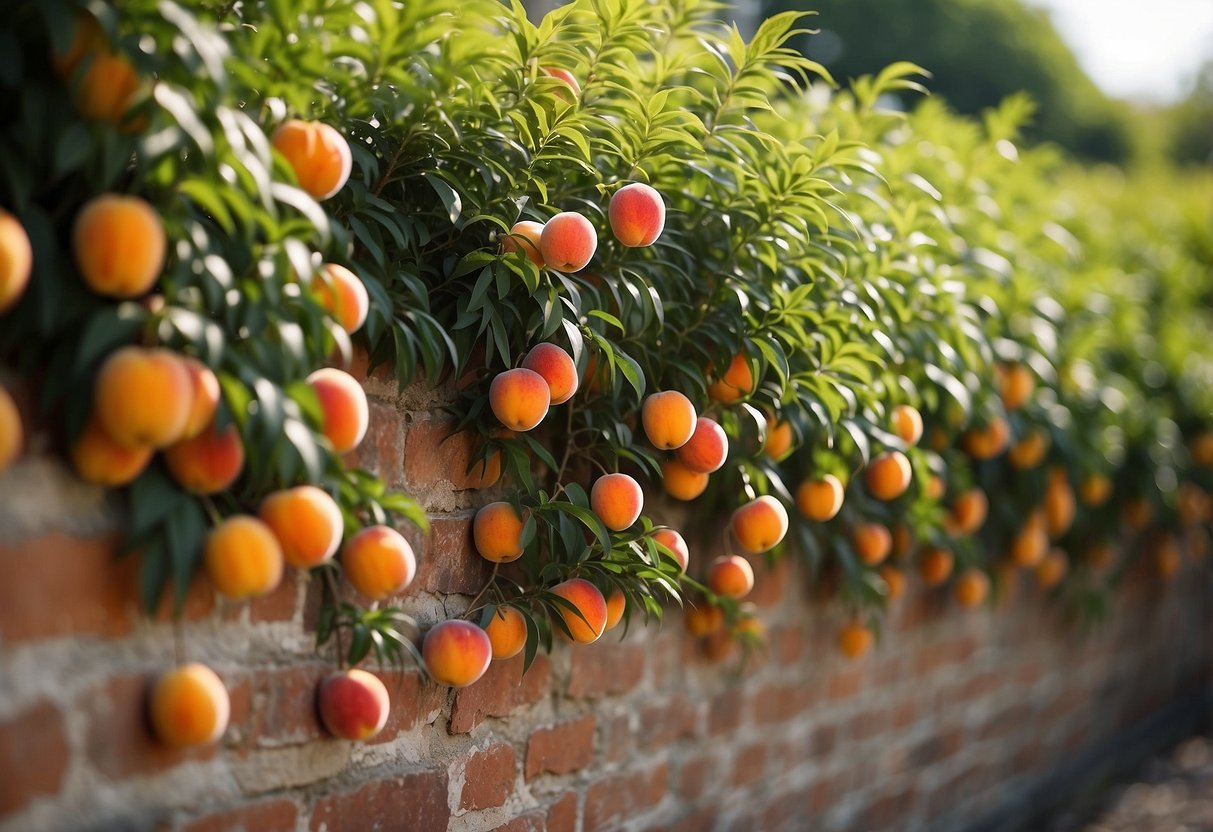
(648, 629), (685, 690)
(708, 689), (745, 736)
(567, 641), (645, 698)
(461, 743), (517, 810)
(750, 683), (811, 726)
(547, 791), (578, 832)
(638, 695), (699, 751)
(731, 743), (765, 788)
(677, 756), (713, 802)
(310, 770), (448, 831)
(345, 345), (397, 385)
(746, 554), (789, 607)
(604, 713), (632, 763)
(772, 625), (805, 664)
(404, 418), (494, 491)
(342, 399), (403, 485)
(247, 574), (299, 623)
(526, 715), (595, 780)
(369, 668), (444, 742)
(450, 653), (551, 734)
(83, 674), (212, 779)
(0, 701), (69, 814)
(849, 708), (887, 742)
(415, 516), (491, 596)
(827, 666), (864, 700)
(492, 812), (545, 832)
(659, 807), (717, 832)
(810, 724), (836, 756)
(583, 762), (668, 831)
(914, 636), (977, 676)
(182, 799), (299, 832)
(230, 666), (324, 747)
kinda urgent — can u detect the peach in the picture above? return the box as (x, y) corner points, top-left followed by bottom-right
(735, 605), (765, 639)
(342, 525), (416, 600)
(204, 515), (283, 599)
(608, 183), (665, 247)
(1079, 474), (1113, 507)
(473, 501), (527, 563)
(312, 263), (369, 333)
(661, 459), (709, 500)
(707, 353), (754, 403)
(604, 589), (626, 631)
(1045, 470), (1075, 538)
(550, 578), (608, 643)
(1011, 522), (1049, 568)
(685, 603), (724, 636)
(0, 211), (32, 313)
(501, 220), (546, 268)
(541, 67), (581, 99)
(590, 473), (643, 531)
(852, 523), (892, 566)
(178, 358), (221, 441)
(521, 343), (578, 405)
(891, 404), (923, 446)
(708, 555), (754, 599)
(1154, 535), (1182, 579)
(642, 390), (696, 450)
(423, 619), (493, 687)
(925, 474), (946, 501)
(307, 367), (369, 453)
(1190, 431), (1213, 467)
(675, 417), (728, 473)
(489, 367), (550, 431)
(838, 620), (873, 659)
(164, 422), (244, 495)
(795, 475), (843, 521)
(878, 565), (906, 601)
(484, 606), (527, 660)
(539, 212), (597, 272)
(998, 363), (1035, 411)
(317, 668), (390, 741)
(93, 346), (192, 449)
(1008, 429), (1049, 469)
(73, 195), (165, 298)
(258, 485), (344, 568)
(730, 495), (788, 554)
(919, 547), (954, 587)
(148, 663), (230, 748)
(865, 451), (912, 501)
(1035, 549), (1069, 589)
(963, 417), (1010, 460)
(953, 568), (989, 609)
(652, 528), (689, 572)
(946, 488), (988, 536)
(0, 386), (22, 475)
(271, 119), (352, 201)
(55, 15), (142, 125)
(763, 416), (794, 460)
(70, 416), (152, 486)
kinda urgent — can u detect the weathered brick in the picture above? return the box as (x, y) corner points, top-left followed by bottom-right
(772, 625), (805, 664)
(229, 666), (324, 747)
(583, 762), (668, 831)
(0, 701), (69, 814)
(547, 791), (578, 832)
(637, 695), (698, 751)
(677, 756), (713, 802)
(181, 799), (299, 832)
(492, 812), (544, 832)
(415, 515), (491, 596)
(247, 573), (299, 623)
(461, 743), (517, 810)
(659, 806), (717, 832)
(450, 653), (551, 734)
(342, 399), (403, 485)
(827, 666), (864, 700)
(708, 689), (745, 737)
(309, 770), (448, 831)
(369, 668), (444, 742)
(750, 683), (811, 726)
(731, 743), (766, 788)
(567, 641), (645, 699)
(849, 708), (887, 742)
(747, 554), (790, 607)
(603, 713), (632, 763)
(526, 715), (595, 780)
(404, 418), (495, 491)
(83, 674), (212, 779)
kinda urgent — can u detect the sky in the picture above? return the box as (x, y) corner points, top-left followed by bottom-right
(1028, 0), (1213, 102)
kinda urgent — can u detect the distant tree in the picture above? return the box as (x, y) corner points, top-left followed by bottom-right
(1169, 61), (1213, 165)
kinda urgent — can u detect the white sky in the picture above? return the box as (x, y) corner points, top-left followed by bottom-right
(1028, 0), (1213, 102)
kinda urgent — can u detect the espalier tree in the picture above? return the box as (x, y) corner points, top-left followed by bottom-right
(0, 0), (1209, 746)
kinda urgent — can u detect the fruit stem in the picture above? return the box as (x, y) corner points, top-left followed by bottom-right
(464, 562), (500, 619)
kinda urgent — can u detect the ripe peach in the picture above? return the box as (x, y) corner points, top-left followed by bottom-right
(735, 605), (765, 639)
(795, 475), (844, 521)
(685, 603), (724, 636)
(541, 67), (581, 99)
(953, 568), (990, 609)
(271, 119), (352, 201)
(0, 386), (22, 475)
(204, 515), (284, 599)
(521, 343), (578, 405)
(675, 417), (728, 473)
(317, 668), (390, 741)
(998, 363), (1035, 411)
(423, 619), (493, 688)
(148, 663), (230, 748)
(501, 220), (546, 268)
(1045, 470), (1075, 538)
(891, 404), (923, 446)
(55, 16), (142, 125)
(473, 501), (527, 563)
(707, 353), (754, 403)
(925, 474), (946, 501)
(1190, 431), (1213, 467)
(852, 523), (892, 566)
(1079, 474), (1113, 507)
(0, 211), (32, 313)
(652, 528), (689, 572)
(708, 555), (754, 599)
(919, 547), (954, 587)
(731, 495), (788, 554)
(878, 565), (906, 601)
(865, 451), (912, 501)
(1011, 523), (1049, 568)
(763, 416), (794, 460)
(484, 606), (527, 660)
(590, 473), (643, 531)
(70, 416), (151, 486)
(550, 578), (608, 643)
(307, 367), (369, 453)
(539, 212), (597, 272)
(178, 358), (221, 441)
(342, 525), (416, 600)
(258, 485), (344, 568)
(164, 422), (244, 495)
(1035, 549), (1069, 589)
(1153, 535), (1182, 580)
(73, 195), (165, 299)
(661, 459), (709, 500)
(838, 620), (873, 659)
(1008, 429), (1049, 469)
(312, 263), (369, 333)
(604, 589), (626, 631)
(947, 488), (988, 536)
(642, 390), (696, 450)
(963, 417), (1009, 460)
(93, 346), (192, 448)
(608, 183), (665, 247)
(489, 367), (550, 431)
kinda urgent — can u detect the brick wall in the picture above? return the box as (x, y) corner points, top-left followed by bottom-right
(1, 365), (1210, 832)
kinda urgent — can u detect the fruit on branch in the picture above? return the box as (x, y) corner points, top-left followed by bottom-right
(72, 195), (165, 298)
(604, 589), (626, 631)
(735, 603), (764, 638)
(93, 347), (192, 449)
(763, 416), (794, 460)
(54, 14), (141, 125)
(341, 525), (416, 600)
(539, 212), (597, 272)
(608, 183), (665, 247)
(953, 568), (990, 609)
(148, 663), (230, 748)
(204, 515), (284, 599)
(998, 363), (1035, 411)
(521, 343), (578, 405)
(500, 220), (546, 268)
(892, 523), (914, 557)
(484, 607), (527, 660)
(661, 459), (709, 500)
(540, 67), (581, 99)
(946, 488), (988, 536)
(641, 390), (696, 450)
(270, 119), (352, 201)
(1011, 513), (1049, 567)
(795, 475), (844, 522)
(675, 417), (728, 473)
(879, 565), (906, 601)
(590, 473), (643, 531)
(178, 358), (221, 442)
(708, 555), (754, 599)
(307, 368), (369, 454)
(312, 263), (369, 333)
(550, 578), (608, 643)
(317, 668), (390, 741)
(963, 417), (1010, 460)
(1035, 549), (1069, 589)
(891, 405), (923, 447)
(473, 502), (527, 563)
(423, 620), (493, 688)
(1191, 431), (1213, 467)
(852, 522), (892, 566)
(1153, 535), (1181, 579)
(489, 367), (550, 431)
(684, 603), (724, 636)
(865, 451), (912, 501)
(0, 211), (32, 313)
(925, 474), (946, 501)
(1008, 429), (1049, 469)
(164, 422), (245, 495)
(1079, 474), (1113, 507)
(730, 495), (789, 554)
(0, 386), (21, 475)
(1044, 469), (1075, 538)
(919, 547), (955, 587)
(258, 485), (344, 568)
(652, 528), (689, 572)
(69, 416), (151, 486)
(707, 353), (754, 403)
(838, 620), (873, 659)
